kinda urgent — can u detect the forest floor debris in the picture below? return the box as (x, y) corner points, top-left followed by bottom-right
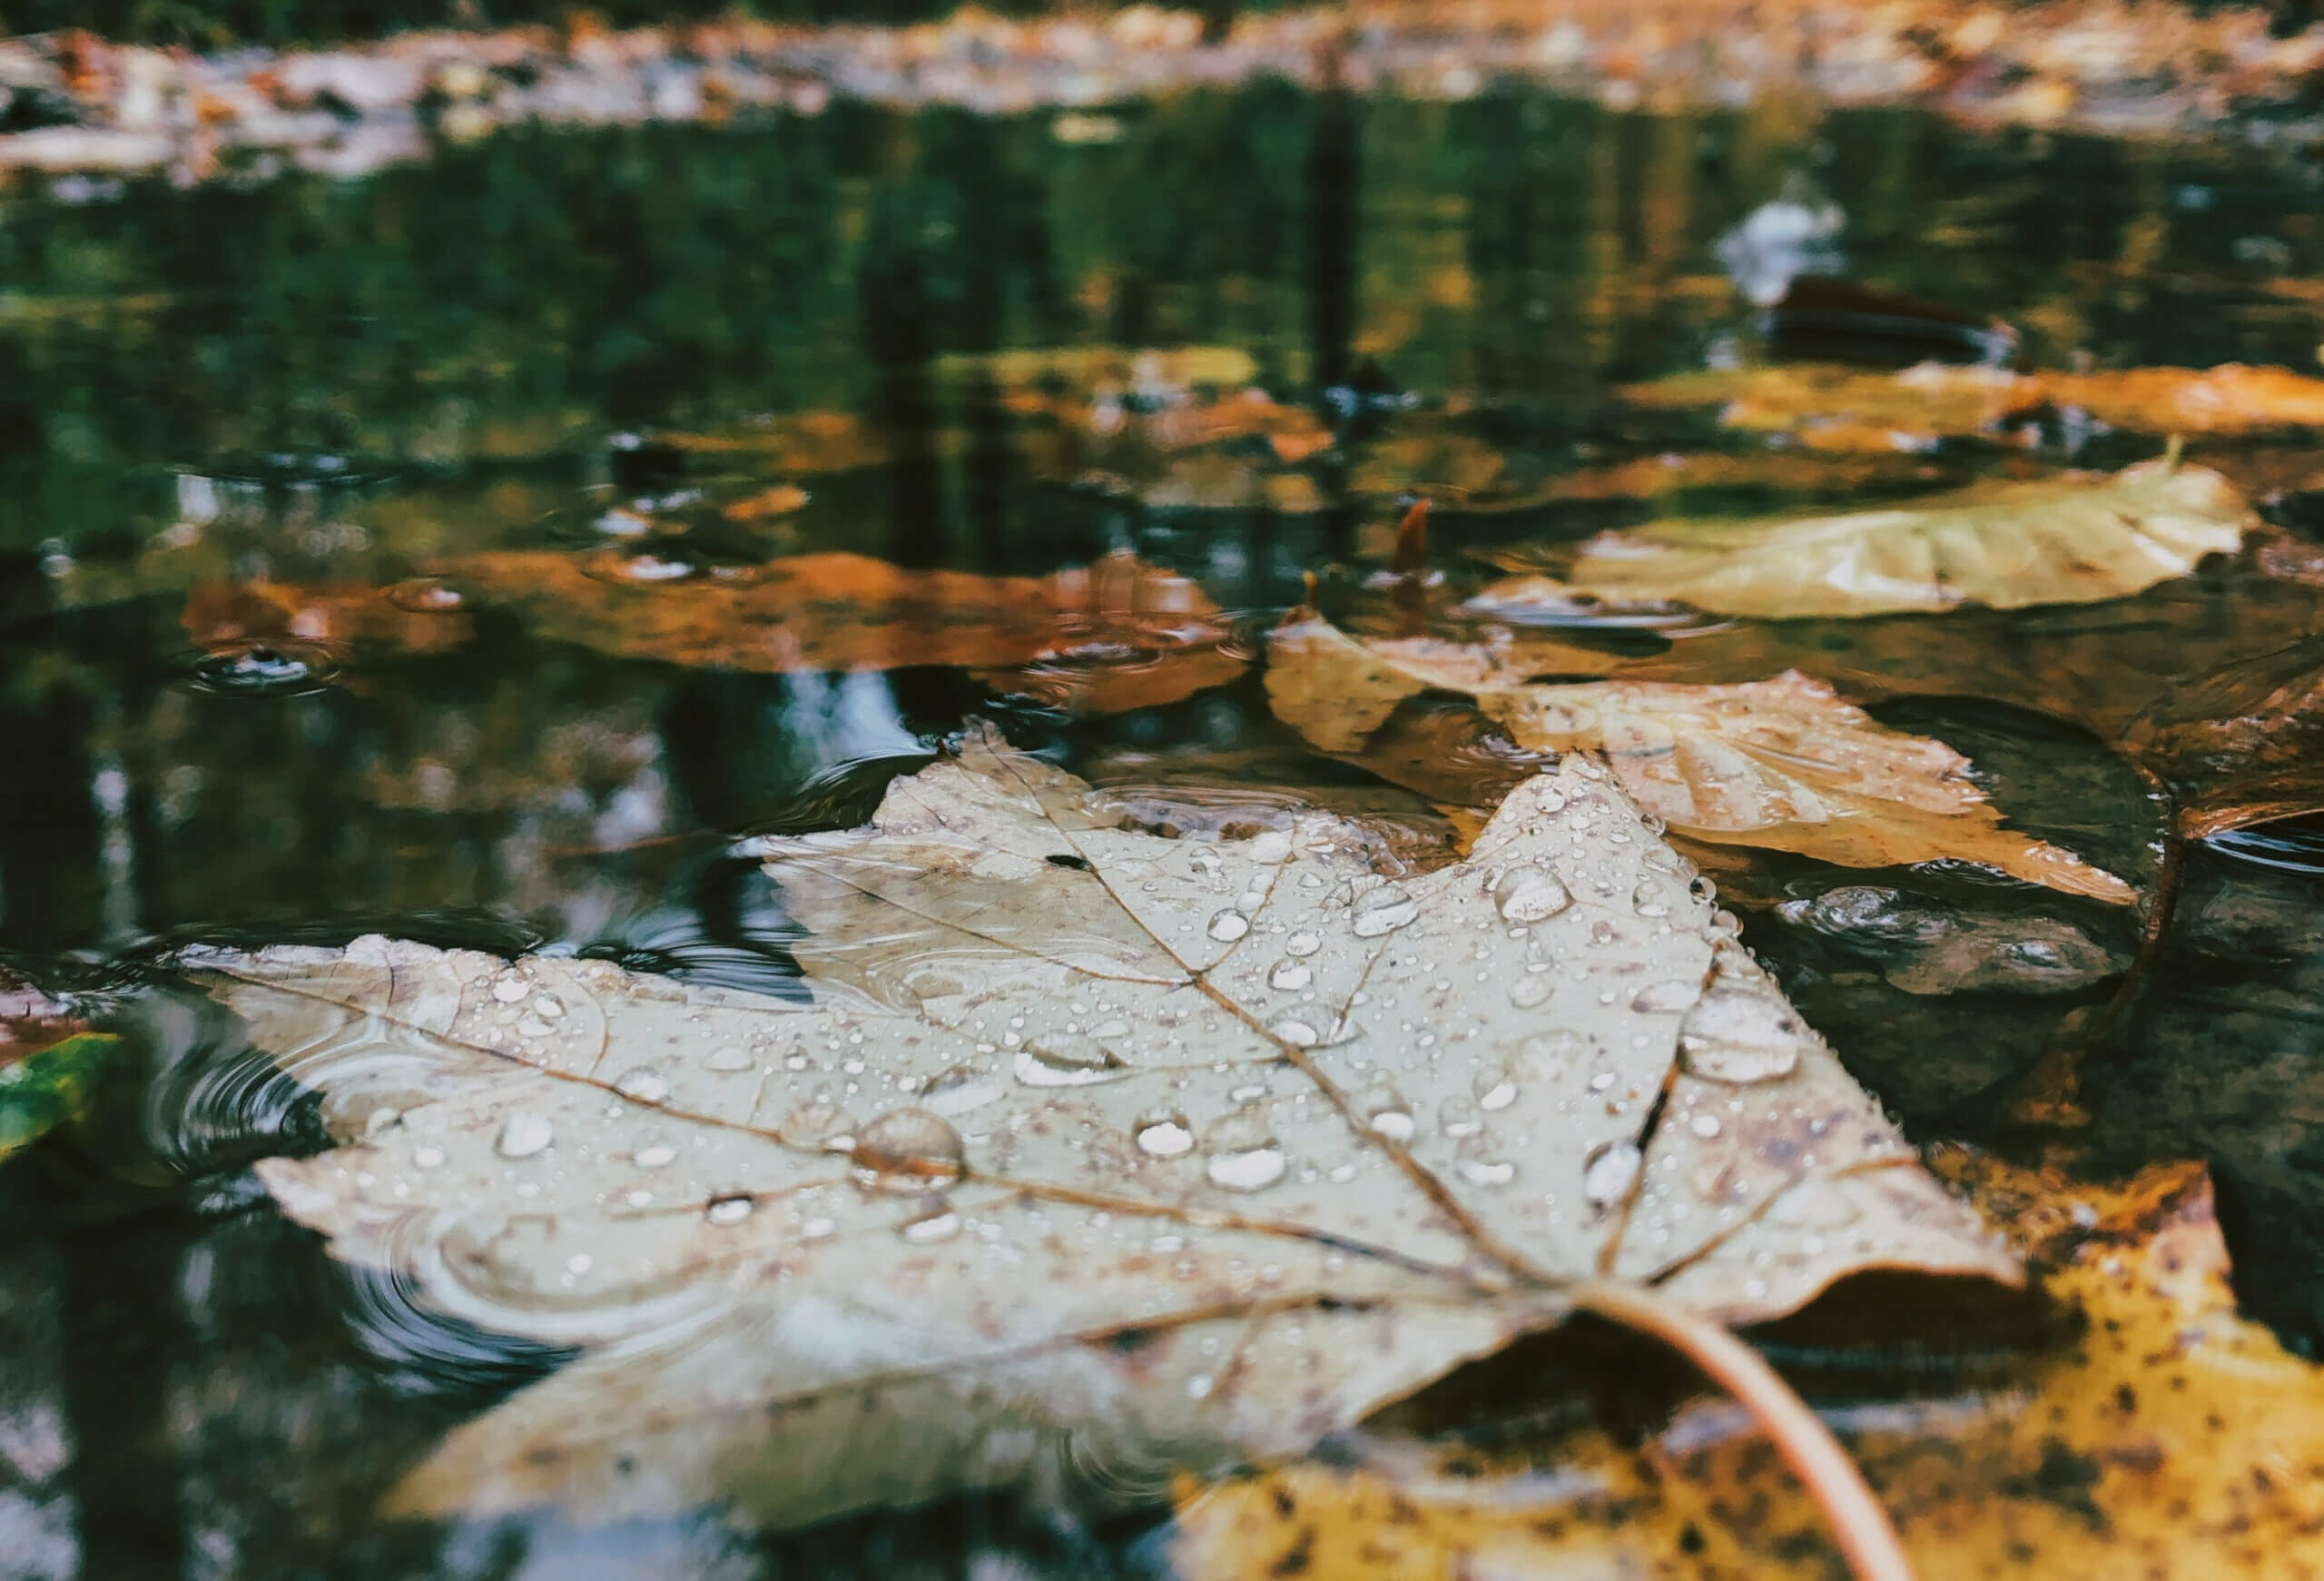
(5, 0), (2324, 188)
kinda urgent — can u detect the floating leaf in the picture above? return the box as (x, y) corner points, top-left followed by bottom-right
(0, 969), (116, 1161)
(0, 1033), (115, 1161)
(1475, 458), (2254, 619)
(1621, 361), (2324, 447)
(2045, 363), (2324, 435)
(1265, 616), (2133, 902)
(1534, 555), (2324, 739)
(1619, 361), (2043, 450)
(184, 730), (2014, 1533)
(1175, 1157), (2324, 1580)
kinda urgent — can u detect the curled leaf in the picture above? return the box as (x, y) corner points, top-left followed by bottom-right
(1265, 616), (2133, 903)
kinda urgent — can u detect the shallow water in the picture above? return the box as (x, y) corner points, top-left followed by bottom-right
(3, 89), (2323, 1577)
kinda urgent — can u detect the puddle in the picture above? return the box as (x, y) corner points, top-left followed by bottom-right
(1, 85), (2322, 1578)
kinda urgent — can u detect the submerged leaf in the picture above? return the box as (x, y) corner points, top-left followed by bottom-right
(1176, 1157), (2324, 1580)
(1265, 616), (2133, 903)
(2118, 637), (2324, 837)
(186, 730), (2012, 1529)
(1475, 458), (2254, 619)
(213, 548), (1248, 709)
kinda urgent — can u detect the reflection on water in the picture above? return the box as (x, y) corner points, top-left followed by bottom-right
(0, 82), (2320, 1578)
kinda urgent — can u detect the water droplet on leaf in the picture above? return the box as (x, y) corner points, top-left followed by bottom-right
(1583, 1140), (1643, 1207)
(1493, 865), (1572, 923)
(1203, 1108), (1285, 1191)
(1351, 885), (1419, 937)
(851, 1109), (967, 1193)
(1134, 1109), (1196, 1158)
(495, 1112), (553, 1159)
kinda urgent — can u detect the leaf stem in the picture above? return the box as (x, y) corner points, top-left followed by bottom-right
(1571, 1279), (1915, 1581)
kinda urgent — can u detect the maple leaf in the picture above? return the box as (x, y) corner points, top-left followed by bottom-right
(1472, 458), (2254, 620)
(183, 727), (2012, 1546)
(1264, 615), (2134, 904)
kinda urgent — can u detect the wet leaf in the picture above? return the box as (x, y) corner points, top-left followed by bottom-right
(0, 1033), (115, 1161)
(284, 548), (1247, 708)
(183, 578), (477, 655)
(184, 729), (2013, 1530)
(2118, 637), (2324, 837)
(1620, 361), (2324, 445)
(1175, 1156), (2324, 1580)
(2045, 363), (2324, 436)
(1619, 361), (2043, 450)
(0, 970), (115, 1161)
(1475, 458), (2254, 619)
(1265, 615), (2133, 903)
(1560, 554), (2324, 739)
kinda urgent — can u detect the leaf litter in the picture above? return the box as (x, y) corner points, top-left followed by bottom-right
(182, 726), (2014, 1555)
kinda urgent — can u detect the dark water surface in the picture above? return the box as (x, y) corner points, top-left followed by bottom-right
(3, 89), (2324, 1578)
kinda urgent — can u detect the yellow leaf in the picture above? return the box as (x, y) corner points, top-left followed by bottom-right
(1475, 457), (2254, 619)
(1174, 1157), (2324, 1581)
(1620, 361), (2043, 448)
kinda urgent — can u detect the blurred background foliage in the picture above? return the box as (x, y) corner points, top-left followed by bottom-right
(0, 87), (2317, 553)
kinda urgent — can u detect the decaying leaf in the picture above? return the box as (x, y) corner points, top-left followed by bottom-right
(184, 729), (2014, 1531)
(1473, 458), (2255, 619)
(1174, 1156), (2324, 1580)
(1265, 615), (2134, 903)
(0, 969), (115, 1161)
(2118, 637), (2324, 837)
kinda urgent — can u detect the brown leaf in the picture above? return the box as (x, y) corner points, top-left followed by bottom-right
(182, 732), (2014, 1532)
(1175, 1156), (2324, 1581)
(1561, 551), (2324, 739)
(1620, 361), (2324, 445)
(1265, 614), (2134, 903)
(2118, 637), (2324, 837)
(1472, 458), (2255, 619)
(1619, 361), (2043, 450)
(2045, 363), (2324, 435)
(183, 578), (477, 655)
